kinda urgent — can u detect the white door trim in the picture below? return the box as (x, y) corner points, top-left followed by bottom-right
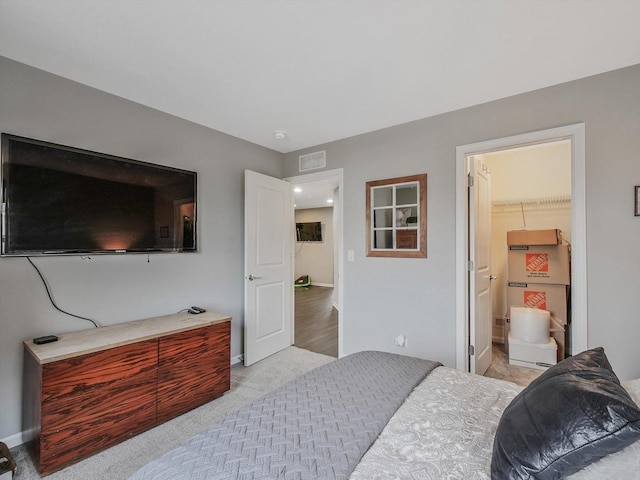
(285, 168), (344, 357)
(455, 124), (587, 371)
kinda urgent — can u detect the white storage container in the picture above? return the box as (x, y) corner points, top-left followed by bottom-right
(508, 333), (557, 370)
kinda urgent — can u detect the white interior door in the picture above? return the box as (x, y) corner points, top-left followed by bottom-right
(469, 156), (493, 375)
(244, 170), (293, 366)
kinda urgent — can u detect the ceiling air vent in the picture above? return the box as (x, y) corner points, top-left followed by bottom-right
(299, 150), (326, 172)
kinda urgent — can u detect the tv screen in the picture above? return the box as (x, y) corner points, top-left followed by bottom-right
(296, 221), (322, 242)
(1, 134), (197, 256)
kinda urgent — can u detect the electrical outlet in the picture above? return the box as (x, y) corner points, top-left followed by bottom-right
(395, 334), (407, 347)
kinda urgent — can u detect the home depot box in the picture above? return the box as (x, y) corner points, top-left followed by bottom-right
(507, 282), (569, 362)
(507, 282), (569, 325)
(508, 244), (570, 285)
(507, 229), (562, 246)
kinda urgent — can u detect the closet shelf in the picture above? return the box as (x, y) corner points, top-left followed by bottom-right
(492, 194), (571, 207)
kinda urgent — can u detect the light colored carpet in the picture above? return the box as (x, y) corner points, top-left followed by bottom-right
(11, 346), (334, 480)
(484, 342), (542, 386)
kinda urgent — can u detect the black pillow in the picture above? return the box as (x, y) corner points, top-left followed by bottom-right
(491, 347), (640, 480)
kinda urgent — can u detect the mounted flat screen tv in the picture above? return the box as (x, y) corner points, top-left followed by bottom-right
(296, 221), (322, 242)
(1, 134), (197, 256)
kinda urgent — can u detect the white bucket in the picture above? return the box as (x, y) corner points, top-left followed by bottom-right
(510, 306), (550, 344)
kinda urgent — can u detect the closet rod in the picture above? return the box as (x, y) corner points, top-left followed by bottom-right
(491, 194), (571, 207)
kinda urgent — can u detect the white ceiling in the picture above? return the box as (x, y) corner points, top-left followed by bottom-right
(292, 178), (338, 210)
(1, 1), (640, 154)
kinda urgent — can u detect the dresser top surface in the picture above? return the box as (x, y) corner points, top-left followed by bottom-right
(24, 311), (231, 364)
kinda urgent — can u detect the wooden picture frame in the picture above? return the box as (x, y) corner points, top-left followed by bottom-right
(366, 174), (427, 258)
(635, 186), (640, 216)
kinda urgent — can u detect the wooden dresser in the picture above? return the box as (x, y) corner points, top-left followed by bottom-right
(23, 311), (231, 475)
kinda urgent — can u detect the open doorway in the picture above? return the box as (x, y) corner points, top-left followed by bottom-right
(286, 168), (344, 358)
(481, 140), (572, 384)
(294, 203), (337, 357)
(455, 124), (587, 376)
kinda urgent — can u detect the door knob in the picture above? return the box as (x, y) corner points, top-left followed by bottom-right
(247, 274), (262, 281)
(489, 275), (497, 281)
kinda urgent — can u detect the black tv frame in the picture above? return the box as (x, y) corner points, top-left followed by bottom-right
(296, 221), (323, 242)
(1, 134), (198, 256)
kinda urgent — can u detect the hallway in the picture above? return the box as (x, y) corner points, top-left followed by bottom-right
(294, 286), (338, 358)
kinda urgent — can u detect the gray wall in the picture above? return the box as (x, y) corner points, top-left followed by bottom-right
(284, 64), (640, 382)
(0, 57), (283, 442)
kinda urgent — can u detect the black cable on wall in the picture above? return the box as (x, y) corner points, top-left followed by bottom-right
(27, 257), (100, 328)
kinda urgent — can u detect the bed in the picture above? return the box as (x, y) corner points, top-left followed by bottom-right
(130, 348), (640, 480)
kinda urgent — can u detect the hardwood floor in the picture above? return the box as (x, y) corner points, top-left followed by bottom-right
(294, 286), (338, 357)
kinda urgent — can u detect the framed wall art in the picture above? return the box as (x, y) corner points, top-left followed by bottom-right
(366, 173), (427, 258)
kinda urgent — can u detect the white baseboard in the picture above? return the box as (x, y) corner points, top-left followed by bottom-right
(1, 431), (24, 449)
(310, 282), (333, 288)
(231, 354), (243, 366)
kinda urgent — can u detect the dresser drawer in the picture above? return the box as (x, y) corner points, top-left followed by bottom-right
(42, 340), (158, 404)
(158, 323), (229, 368)
(40, 370), (157, 473)
(157, 322), (230, 422)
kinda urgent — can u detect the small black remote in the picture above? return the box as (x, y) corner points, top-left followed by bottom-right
(34, 335), (59, 345)
(190, 306), (206, 313)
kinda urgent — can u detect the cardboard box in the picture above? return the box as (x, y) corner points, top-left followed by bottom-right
(507, 282), (569, 325)
(507, 229), (562, 246)
(508, 244), (570, 285)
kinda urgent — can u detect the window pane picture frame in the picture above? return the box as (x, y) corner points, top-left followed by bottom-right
(366, 174), (427, 258)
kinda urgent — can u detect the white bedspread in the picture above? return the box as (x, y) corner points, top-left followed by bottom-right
(349, 367), (640, 480)
(349, 367), (519, 480)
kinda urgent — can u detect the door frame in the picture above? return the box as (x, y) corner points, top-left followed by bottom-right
(455, 124), (587, 371)
(285, 168), (344, 357)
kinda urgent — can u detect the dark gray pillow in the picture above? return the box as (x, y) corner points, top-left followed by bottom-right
(491, 347), (640, 480)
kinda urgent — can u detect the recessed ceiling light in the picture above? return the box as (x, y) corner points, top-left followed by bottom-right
(293, 187), (302, 193)
(273, 130), (287, 140)
(327, 198), (334, 204)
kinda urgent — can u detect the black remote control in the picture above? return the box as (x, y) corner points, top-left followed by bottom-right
(190, 306), (206, 313)
(33, 335), (59, 345)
